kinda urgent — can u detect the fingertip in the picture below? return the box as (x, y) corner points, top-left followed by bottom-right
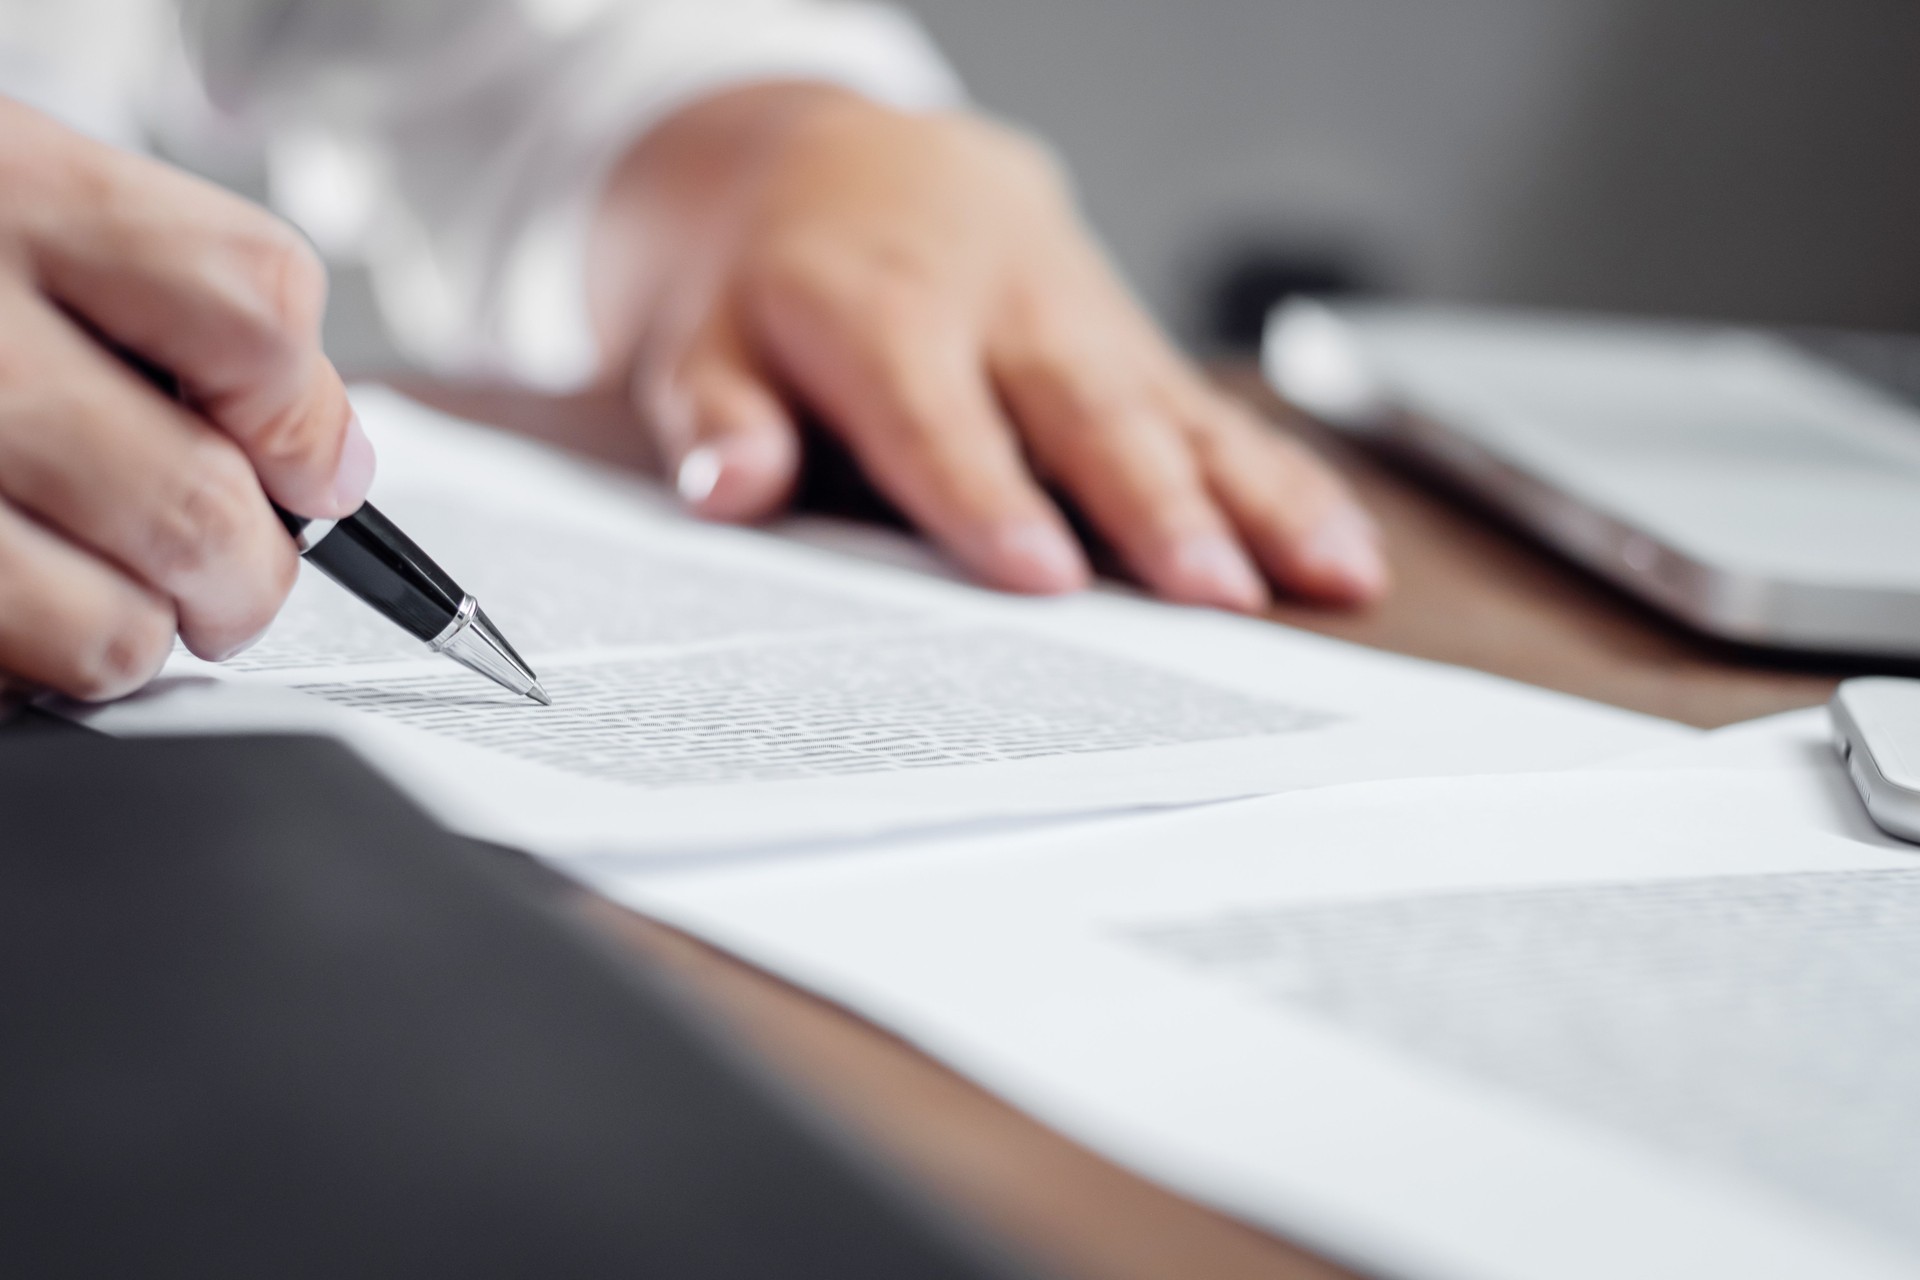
(324, 411), (376, 515)
(976, 519), (1090, 595)
(1160, 533), (1270, 613)
(675, 446), (723, 505)
(1201, 416), (1391, 606)
(243, 357), (369, 519)
(1295, 504), (1391, 604)
(675, 428), (799, 523)
(205, 619), (272, 664)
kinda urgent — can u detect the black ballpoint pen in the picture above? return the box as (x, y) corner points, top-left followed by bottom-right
(124, 350), (547, 704)
(273, 502), (550, 706)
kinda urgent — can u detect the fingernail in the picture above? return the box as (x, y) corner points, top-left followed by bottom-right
(1302, 505), (1388, 595)
(328, 412), (376, 513)
(212, 624), (271, 663)
(676, 445), (723, 506)
(1170, 533), (1269, 612)
(990, 521), (1087, 593)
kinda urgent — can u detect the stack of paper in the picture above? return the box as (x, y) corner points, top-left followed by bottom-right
(619, 725), (1918, 1279)
(79, 387), (1680, 856)
(77, 390), (1917, 1280)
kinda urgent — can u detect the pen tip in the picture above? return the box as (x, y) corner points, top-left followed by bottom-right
(527, 681), (552, 707)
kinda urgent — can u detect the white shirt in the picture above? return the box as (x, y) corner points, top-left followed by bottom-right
(0, 0), (959, 388)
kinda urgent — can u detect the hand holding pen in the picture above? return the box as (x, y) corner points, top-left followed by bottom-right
(143, 365), (547, 705)
(0, 102), (541, 704)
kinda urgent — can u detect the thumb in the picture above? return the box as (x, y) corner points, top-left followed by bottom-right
(645, 325), (801, 522)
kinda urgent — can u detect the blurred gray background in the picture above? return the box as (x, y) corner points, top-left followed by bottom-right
(898, 0), (1920, 348)
(324, 0), (1920, 371)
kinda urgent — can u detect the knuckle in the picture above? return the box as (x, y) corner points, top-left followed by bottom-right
(1002, 338), (1105, 422)
(238, 525), (299, 625)
(757, 237), (940, 336)
(147, 442), (265, 583)
(270, 232), (330, 335)
(855, 255), (944, 331)
(246, 539), (301, 628)
(1003, 356), (1146, 456)
(745, 238), (837, 325)
(994, 278), (1057, 344)
(0, 297), (47, 390)
(1188, 392), (1271, 451)
(244, 379), (337, 475)
(67, 600), (174, 702)
(0, 109), (106, 238)
(869, 360), (953, 446)
(175, 542), (294, 665)
(190, 218), (328, 387)
(748, 240), (818, 309)
(225, 218), (328, 337)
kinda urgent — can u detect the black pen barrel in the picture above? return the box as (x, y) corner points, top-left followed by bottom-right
(126, 353), (468, 650)
(274, 503), (465, 643)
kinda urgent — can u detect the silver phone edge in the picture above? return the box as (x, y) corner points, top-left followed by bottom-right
(1830, 683), (1920, 845)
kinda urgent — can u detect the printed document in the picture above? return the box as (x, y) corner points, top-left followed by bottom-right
(615, 768), (1920, 1280)
(72, 387), (1681, 856)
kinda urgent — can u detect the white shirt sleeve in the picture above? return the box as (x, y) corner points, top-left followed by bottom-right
(173, 0), (963, 390)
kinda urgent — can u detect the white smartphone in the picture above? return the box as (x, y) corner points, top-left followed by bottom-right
(1830, 676), (1920, 843)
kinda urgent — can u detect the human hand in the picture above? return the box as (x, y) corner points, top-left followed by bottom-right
(0, 99), (368, 700)
(590, 85), (1386, 611)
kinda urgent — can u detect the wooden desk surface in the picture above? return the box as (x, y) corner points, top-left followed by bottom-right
(422, 365), (1858, 1280)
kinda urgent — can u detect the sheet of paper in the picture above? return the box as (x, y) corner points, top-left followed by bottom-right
(1598, 707), (1908, 847)
(72, 386), (1685, 857)
(1612, 705), (1837, 773)
(612, 770), (1920, 1280)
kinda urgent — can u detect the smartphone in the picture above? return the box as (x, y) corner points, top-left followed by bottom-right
(1830, 676), (1920, 843)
